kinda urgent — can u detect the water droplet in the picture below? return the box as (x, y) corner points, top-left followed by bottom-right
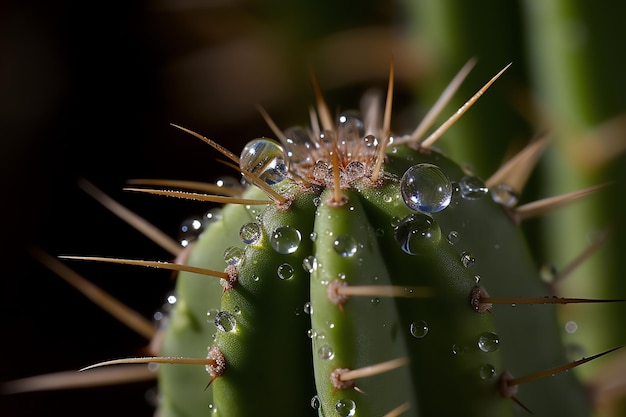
(447, 230), (460, 245)
(318, 344), (335, 360)
(477, 332), (500, 352)
(479, 364), (496, 380)
(410, 320), (429, 338)
(337, 112), (365, 140)
(400, 163), (452, 213)
(302, 256), (317, 273)
(313, 161), (330, 180)
(459, 176), (488, 200)
(310, 395), (321, 410)
(370, 297), (380, 305)
(304, 301), (313, 315)
(214, 311), (236, 332)
(333, 235), (358, 257)
(277, 263), (295, 280)
(307, 329), (317, 338)
(223, 246), (244, 266)
(309, 232), (317, 241)
(474, 275), (481, 284)
(178, 217), (204, 247)
(460, 251), (475, 268)
(334, 399), (356, 417)
(239, 222), (262, 245)
(270, 226), (301, 254)
(490, 184), (519, 207)
(565, 320), (578, 334)
(393, 213), (442, 255)
(239, 138), (288, 184)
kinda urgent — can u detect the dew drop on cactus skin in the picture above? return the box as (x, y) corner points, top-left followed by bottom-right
(223, 246), (244, 265)
(270, 226), (302, 254)
(479, 364), (496, 380)
(477, 332), (500, 352)
(239, 138), (288, 184)
(214, 311), (237, 332)
(333, 235), (358, 257)
(334, 399), (357, 417)
(283, 126), (315, 165)
(393, 213), (442, 255)
(400, 163), (452, 213)
(410, 320), (429, 338)
(490, 183), (519, 207)
(239, 222), (262, 244)
(277, 263), (295, 280)
(318, 344), (335, 360)
(302, 255), (317, 273)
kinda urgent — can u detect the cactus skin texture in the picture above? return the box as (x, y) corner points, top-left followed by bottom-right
(153, 77), (593, 417)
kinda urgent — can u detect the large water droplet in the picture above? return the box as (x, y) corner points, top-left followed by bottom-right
(410, 320), (429, 338)
(239, 222), (262, 245)
(214, 311), (236, 332)
(458, 176), (488, 200)
(277, 263), (295, 280)
(334, 399), (356, 417)
(333, 235), (358, 257)
(239, 138), (288, 184)
(318, 344), (335, 360)
(223, 246), (244, 266)
(477, 332), (500, 352)
(393, 213), (442, 255)
(400, 163), (452, 213)
(270, 226), (301, 254)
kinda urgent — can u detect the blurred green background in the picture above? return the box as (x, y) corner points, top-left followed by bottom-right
(2, 1), (626, 416)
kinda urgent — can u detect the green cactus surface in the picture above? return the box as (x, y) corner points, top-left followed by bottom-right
(129, 71), (606, 417)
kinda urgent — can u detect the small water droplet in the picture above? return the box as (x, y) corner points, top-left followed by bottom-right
(310, 232), (317, 241)
(214, 311), (236, 332)
(270, 226), (302, 254)
(479, 364), (496, 380)
(460, 251), (475, 268)
(223, 246), (244, 266)
(333, 235), (358, 257)
(318, 344), (335, 360)
(393, 213), (442, 255)
(310, 395), (321, 410)
(370, 297), (380, 305)
(474, 275), (481, 284)
(302, 256), (317, 273)
(277, 263), (295, 280)
(307, 329), (317, 338)
(304, 302), (313, 315)
(334, 399), (356, 417)
(239, 222), (262, 245)
(410, 320), (429, 338)
(447, 230), (460, 245)
(490, 184), (519, 207)
(345, 161), (366, 180)
(239, 138), (287, 184)
(477, 332), (500, 352)
(459, 176), (488, 200)
(400, 163), (452, 213)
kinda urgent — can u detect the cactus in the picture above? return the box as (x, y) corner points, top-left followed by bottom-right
(4, 1), (626, 417)
(9, 63), (620, 417)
